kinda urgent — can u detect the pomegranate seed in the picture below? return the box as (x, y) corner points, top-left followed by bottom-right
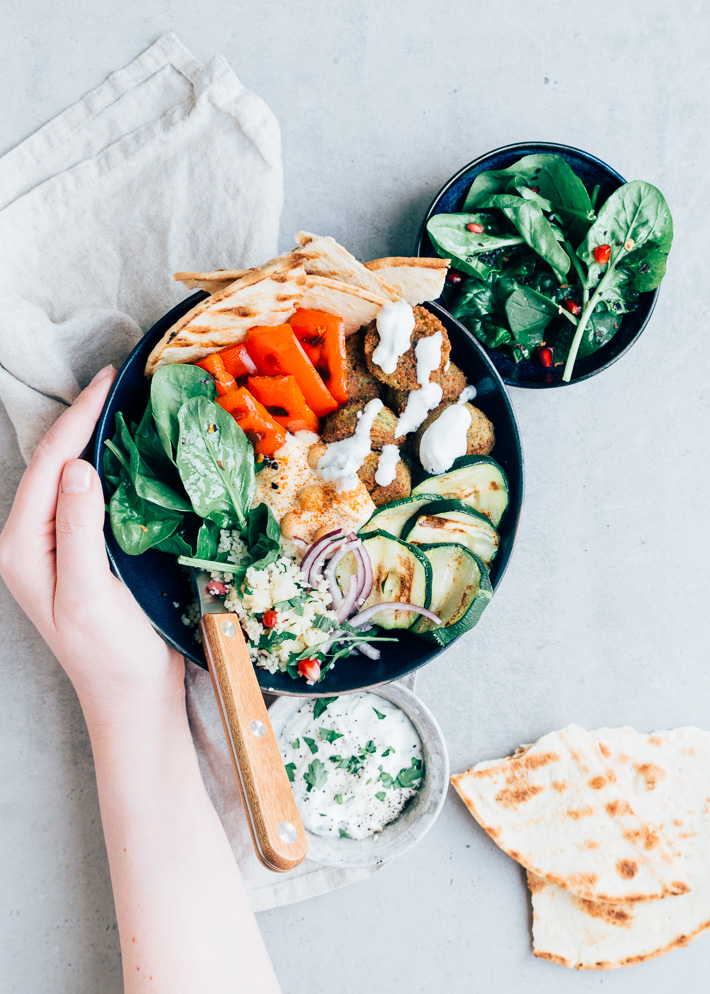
(298, 658), (321, 682)
(446, 270), (463, 285)
(563, 298), (582, 316)
(530, 186), (540, 194)
(206, 580), (227, 597)
(262, 609), (278, 629)
(536, 346), (554, 368)
(466, 222), (485, 233)
(594, 243), (611, 265)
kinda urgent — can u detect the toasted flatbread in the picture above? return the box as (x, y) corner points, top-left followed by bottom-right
(300, 275), (388, 335)
(528, 726), (710, 969)
(451, 725), (688, 903)
(145, 258), (306, 375)
(294, 232), (399, 301)
(365, 257), (449, 304)
(173, 268), (250, 294)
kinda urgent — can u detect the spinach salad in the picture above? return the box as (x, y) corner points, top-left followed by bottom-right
(426, 154), (673, 381)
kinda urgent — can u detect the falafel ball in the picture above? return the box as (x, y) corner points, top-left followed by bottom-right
(386, 361), (469, 413)
(357, 452), (412, 506)
(363, 306), (451, 391)
(345, 333), (383, 403)
(414, 402), (495, 457)
(321, 400), (406, 448)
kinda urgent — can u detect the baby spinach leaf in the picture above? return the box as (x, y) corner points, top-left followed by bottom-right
(552, 304), (621, 359)
(426, 213), (525, 277)
(176, 397), (255, 529)
(134, 399), (170, 468)
(109, 481), (182, 555)
(195, 519), (223, 560)
(115, 412), (192, 513)
(151, 365), (217, 461)
(504, 286), (560, 343)
(154, 530), (195, 557)
(245, 503), (282, 570)
(479, 195), (571, 281)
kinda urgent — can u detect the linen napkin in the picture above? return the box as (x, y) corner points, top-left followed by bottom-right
(0, 33), (382, 910)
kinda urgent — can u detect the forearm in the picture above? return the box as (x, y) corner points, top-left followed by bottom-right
(86, 696), (281, 994)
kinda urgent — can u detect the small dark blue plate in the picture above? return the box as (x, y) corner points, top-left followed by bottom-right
(416, 141), (660, 388)
(93, 297), (523, 696)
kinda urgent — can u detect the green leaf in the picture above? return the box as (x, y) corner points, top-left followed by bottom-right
(303, 736), (319, 755)
(245, 503), (282, 570)
(285, 763), (296, 783)
(426, 213), (525, 277)
(395, 759), (424, 789)
(319, 728), (344, 743)
(479, 195), (570, 281)
(504, 286), (560, 345)
(154, 529), (195, 557)
(292, 739), (300, 749)
(150, 364), (217, 461)
(375, 791), (387, 802)
(195, 519), (222, 561)
(112, 412), (192, 513)
(339, 828), (352, 839)
(373, 708), (386, 720)
(334, 793), (343, 804)
(108, 481), (182, 555)
(381, 747), (395, 757)
(377, 768), (394, 789)
(551, 304), (622, 359)
(176, 397), (255, 529)
(314, 697), (337, 720)
(304, 759), (328, 792)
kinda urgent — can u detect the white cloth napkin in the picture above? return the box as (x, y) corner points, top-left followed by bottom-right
(0, 33), (381, 910)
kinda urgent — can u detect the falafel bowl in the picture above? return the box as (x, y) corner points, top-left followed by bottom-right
(94, 233), (523, 695)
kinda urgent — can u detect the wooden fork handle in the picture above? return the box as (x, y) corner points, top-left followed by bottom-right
(200, 612), (308, 872)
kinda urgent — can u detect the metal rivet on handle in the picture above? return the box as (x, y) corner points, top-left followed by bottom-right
(249, 719), (266, 738)
(221, 620), (237, 637)
(278, 821), (298, 844)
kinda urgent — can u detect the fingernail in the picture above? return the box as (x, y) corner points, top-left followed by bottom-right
(62, 460), (93, 494)
(89, 364), (115, 385)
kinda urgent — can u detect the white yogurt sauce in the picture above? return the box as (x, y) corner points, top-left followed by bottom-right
(316, 398), (384, 491)
(394, 381), (443, 437)
(457, 384), (477, 404)
(419, 404), (472, 475)
(371, 300), (416, 375)
(415, 330), (443, 386)
(279, 693), (424, 840)
(375, 444), (400, 486)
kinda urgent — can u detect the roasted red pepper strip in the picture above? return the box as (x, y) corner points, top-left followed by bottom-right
(288, 309), (348, 405)
(216, 386), (286, 457)
(246, 325), (338, 417)
(195, 354), (236, 396)
(217, 342), (258, 378)
(247, 375), (320, 433)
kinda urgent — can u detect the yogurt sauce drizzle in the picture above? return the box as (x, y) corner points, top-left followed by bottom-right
(372, 300), (416, 375)
(279, 692), (424, 840)
(394, 330), (445, 437)
(375, 443), (400, 486)
(457, 384), (477, 404)
(419, 404), (472, 475)
(415, 330), (443, 386)
(316, 398), (383, 491)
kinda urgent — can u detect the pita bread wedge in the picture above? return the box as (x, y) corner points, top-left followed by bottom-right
(300, 275), (389, 335)
(173, 268), (250, 294)
(294, 232), (400, 301)
(365, 257), (449, 304)
(529, 726), (710, 969)
(451, 725), (689, 903)
(145, 258), (306, 375)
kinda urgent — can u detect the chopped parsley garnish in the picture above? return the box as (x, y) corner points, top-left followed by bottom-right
(319, 728), (344, 743)
(285, 763), (296, 782)
(347, 755), (365, 775)
(373, 708), (387, 720)
(358, 739), (376, 756)
(303, 736), (318, 755)
(292, 739), (300, 749)
(382, 746), (395, 757)
(395, 757), (424, 789)
(375, 791), (386, 802)
(304, 759), (328, 792)
(339, 828), (352, 839)
(377, 768), (395, 789)
(313, 697), (337, 719)
(334, 793), (343, 805)
(273, 595), (307, 617)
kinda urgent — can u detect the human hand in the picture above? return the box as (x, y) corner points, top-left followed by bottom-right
(0, 365), (185, 733)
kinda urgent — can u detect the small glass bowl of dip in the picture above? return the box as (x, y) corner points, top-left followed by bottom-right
(268, 682), (449, 868)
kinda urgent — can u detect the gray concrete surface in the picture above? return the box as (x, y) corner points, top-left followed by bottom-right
(2, 1), (709, 991)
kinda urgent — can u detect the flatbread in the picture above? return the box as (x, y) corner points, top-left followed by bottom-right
(528, 726), (710, 969)
(173, 268), (249, 294)
(365, 257), (449, 304)
(451, 724), (689, 903)
(145, 258), (306, 375)
(300, 275), (388, 335)
(294, 232), (399, 301)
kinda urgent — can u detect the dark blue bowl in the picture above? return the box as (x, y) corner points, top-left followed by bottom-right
(93, 297), (523, 696)
(416, 141), (660, 388)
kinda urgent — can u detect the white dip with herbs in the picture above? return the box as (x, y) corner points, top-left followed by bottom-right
(279, 693), (424, 840)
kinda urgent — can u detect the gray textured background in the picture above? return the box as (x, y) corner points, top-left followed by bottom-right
(2, 2), (709, 991)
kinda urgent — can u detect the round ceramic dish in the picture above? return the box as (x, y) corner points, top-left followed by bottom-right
(267, 682), (449, 867)
(93, 297), (523, 696)
(416, 140), (660, 388)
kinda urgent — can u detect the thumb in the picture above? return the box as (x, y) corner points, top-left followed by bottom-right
(54, 460), (113, 614)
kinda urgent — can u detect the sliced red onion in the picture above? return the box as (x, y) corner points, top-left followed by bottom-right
(348, 602), (443, 628)
(300, 529), (346, 587)
(325, 537), (361, 608)
(337, 574), (361, 623)
(291, 537), (308, 550)
(299, 528), (344, 579)
(352, 543), (373, 610)
(355, 641), (381, 660)
(306, 536), (351, 588)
